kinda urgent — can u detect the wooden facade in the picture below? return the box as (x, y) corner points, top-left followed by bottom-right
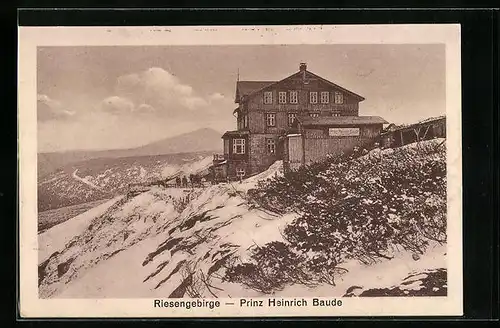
(380, 116), (446, 148)
(216, 63), (376, 179)
(283, 116), (388, 170)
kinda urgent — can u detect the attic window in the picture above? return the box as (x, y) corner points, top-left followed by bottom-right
(310, 92), (318, 104)
(321, 91), (330, 104)
(263, 91), (273, 104)
(334, 92), (344, 104)
(278, 92), (287, 104)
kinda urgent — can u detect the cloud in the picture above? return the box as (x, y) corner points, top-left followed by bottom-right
(99, 96), (135, 114)
(108, 67), (228, 118)
(37, 94), (76, 121)
(181, 96), (208, 110)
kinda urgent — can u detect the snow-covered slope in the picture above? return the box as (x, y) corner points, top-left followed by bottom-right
(38, 140), (447, 299)
(38, 196), (124, 264)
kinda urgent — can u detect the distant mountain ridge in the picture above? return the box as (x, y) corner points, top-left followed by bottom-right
(38, 128), (222, 178)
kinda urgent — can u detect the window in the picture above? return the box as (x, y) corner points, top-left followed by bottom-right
(288, 113), (297, 126)
(332, 112), (341, 117)
(244, 114), (248, 128)
(278, 92), (287, 104)
(263, 91), (273, 104)
(289, 91), (298, 104)
(310, 92), (318, 104)
(266, 113), (276, 127)
(310, 113), (319, 118)
(236, 167), (246, 178)
(334, 92), (344, 104)
(321, 91), (330, 104)
(224, 139), (229, 154)
(233, 138), (245, 154)
(266, 139), (276, 154)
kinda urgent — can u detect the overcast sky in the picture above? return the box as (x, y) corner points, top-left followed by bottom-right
(37, 44), (445, 152)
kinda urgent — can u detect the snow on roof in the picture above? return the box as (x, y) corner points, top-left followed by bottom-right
(299, 116), (388, 126)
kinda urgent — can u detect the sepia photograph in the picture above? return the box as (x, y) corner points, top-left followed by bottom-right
(18, 24), (462, 317)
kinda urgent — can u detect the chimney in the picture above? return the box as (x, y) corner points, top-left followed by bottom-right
(299, 62), (307, 71)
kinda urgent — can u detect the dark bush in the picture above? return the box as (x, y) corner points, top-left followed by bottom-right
(228, 140), (447, 294)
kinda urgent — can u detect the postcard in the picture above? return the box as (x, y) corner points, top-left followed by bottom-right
(18, 24), (462, 317)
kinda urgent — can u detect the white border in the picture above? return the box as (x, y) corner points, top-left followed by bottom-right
(18, 24), (462, 317)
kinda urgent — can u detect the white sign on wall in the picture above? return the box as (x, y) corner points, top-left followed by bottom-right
(328, 127), (360, 137)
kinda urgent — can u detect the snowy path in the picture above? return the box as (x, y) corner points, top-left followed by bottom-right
(72, 169), (103, 190)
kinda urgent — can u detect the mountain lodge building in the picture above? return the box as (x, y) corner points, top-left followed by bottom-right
(213, 63), (388, 180)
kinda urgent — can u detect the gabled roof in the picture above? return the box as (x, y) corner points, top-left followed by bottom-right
(235, 81), (276, 102)
(235, 69), (365, 103)
(306, 70), (365, 101)
(298, 116), (388, 126)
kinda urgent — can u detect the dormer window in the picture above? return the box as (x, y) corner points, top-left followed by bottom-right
(310, 92), (318, 104)
(334, 92), (344, 104)
(263, 91), (273, 104)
